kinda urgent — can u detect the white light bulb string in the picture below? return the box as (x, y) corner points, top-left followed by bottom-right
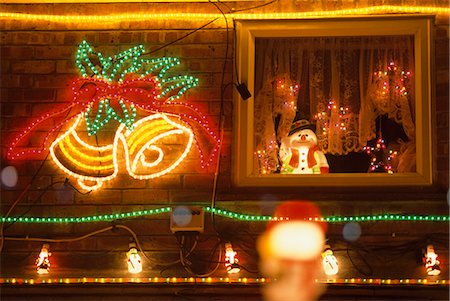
(2, 224), (151, 263)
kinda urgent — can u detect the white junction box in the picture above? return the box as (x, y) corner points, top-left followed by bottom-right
(170, 206), (205, 233)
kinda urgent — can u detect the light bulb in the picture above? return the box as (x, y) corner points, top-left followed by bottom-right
(225, 242), (240, 274)
(36, 244), (51, 274)
(322, 244), (339, 275)
(127, 242), (142, 274)
(424, 244), (440, 276)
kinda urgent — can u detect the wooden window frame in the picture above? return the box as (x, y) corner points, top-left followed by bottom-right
(233, 15), (434, 187)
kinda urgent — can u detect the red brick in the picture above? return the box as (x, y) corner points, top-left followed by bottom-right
(28, 33), (57, 45)
(161, 31), (178, 44)
(209, 100), (232, 115)
(56, 60), (78, 74)
(34, 46), (74, 59)
(74, 189), (123, 204)
(183, 174), (214, 189)
(436, 95), (449, 111)
(437, 128), (449, 143)
(436, 82), (449, 97)
(438, 142), (449, 156)
(0, 75), (20, 87)
(436, 112), (449, 128)
(110, 174), (147, 189)
(182, 45), (226, 59)
(0, 32), (13, 44)
(147, 175), (182, 189)
(63, 33), (83, 45)
(169, 191), (211, 202)
(23, 88), (55, 101)
(0, 46), (34, 59)
(437, 157), (449, 170)
(31, 102), (65, 117)
(11, 60), (55, 74)
(122, 189), (169, 203)
(436, 70), (449, 85)
(34, 74), (74, 88)
(187, 87), (220, 101)
(144, 32), (162, 43)
(119, 32), (133, 44)
(19, 75), (35, 87)
(29, 175), (53, 190)
(98, 33), (117, 44)
(181, 30), (228, 44)
(1, 103), (32, 117)
(0, 88), (23, 101)
(13, 32), (31, 44)
(0, 60), (10, 74)
(436, 54), (449, 71)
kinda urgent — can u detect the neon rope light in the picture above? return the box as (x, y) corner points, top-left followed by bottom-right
(0, 207), (172, 224)
(50, 113), (195, 190)
(0, 277), (447, 286)
(0, 207), (448, 224)
(8, 41), (219, 191)
(0, 6), (449, 23)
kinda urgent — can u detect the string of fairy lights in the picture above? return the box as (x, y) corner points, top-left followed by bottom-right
(0, 276), (448, 286)
(0, 5), (449, 24)
(1, 206), (448, 223)
(1, 4), (448, 289)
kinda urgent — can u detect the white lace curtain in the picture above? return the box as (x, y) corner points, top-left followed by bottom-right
(253, 36), (415, 174)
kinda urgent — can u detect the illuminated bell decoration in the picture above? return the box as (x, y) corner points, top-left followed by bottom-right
(7, 41), (219, 191)
(50, 113), (194, 191)
(224, 242), (240, 274)
(424, 245), (441, 276)
(36, 244), (51, 275)
(322, 245), (339, 275)
(127, 242), (143, 274)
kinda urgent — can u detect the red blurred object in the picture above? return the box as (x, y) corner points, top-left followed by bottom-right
(267, 201), (328, 233)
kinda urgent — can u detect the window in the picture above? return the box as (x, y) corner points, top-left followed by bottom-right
(233, 16), (433, 187)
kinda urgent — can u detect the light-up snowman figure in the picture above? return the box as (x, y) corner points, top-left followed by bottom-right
(280, 120), (329, 174)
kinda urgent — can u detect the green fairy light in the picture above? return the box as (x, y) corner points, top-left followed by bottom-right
(0, 206), (448, 224)
(85, 99), (136, 135)
(75, 41), (200, 136)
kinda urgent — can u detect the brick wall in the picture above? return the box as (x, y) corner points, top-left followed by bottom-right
(0, 0), (448, 281)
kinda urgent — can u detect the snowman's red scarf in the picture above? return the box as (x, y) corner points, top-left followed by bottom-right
(289, 145), (318, 169)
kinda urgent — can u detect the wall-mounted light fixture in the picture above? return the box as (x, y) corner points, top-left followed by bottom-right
(127, 242), (142, 274)
(424, 244), (440, 276)
(225, 242), (240, 274)
(322, 244), (339, 276)
(36, 244), (51, 274)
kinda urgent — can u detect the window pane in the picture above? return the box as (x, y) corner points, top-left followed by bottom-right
(253, 35), (415, 175)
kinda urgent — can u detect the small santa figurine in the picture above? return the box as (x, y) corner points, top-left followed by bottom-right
(36, 244), (51, 274)
(280, 119), (329, 174)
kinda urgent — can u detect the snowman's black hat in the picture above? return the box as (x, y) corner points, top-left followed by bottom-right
(288, 119), (316, 136)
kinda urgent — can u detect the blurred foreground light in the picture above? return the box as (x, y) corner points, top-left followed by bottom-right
(267, 222), (325, 261)
(342, 222), (361, 242)
(172, 206), (192, 227)
(1, 166), (18, 188)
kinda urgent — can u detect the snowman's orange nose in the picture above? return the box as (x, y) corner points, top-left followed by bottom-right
(301, 135), (306, 141)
